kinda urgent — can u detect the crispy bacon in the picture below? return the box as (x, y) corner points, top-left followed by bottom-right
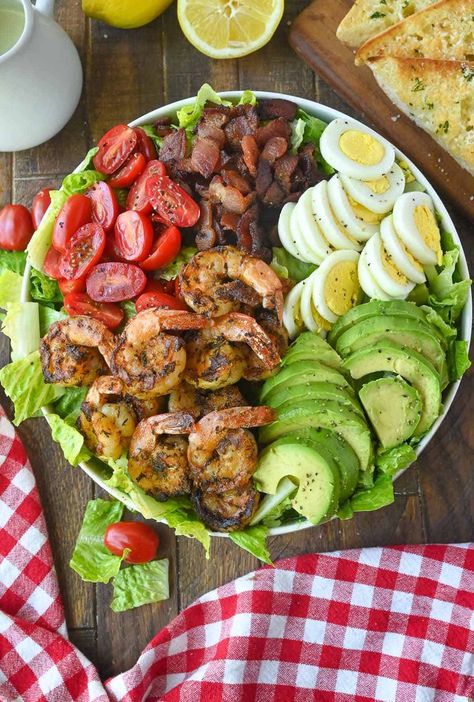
(197, 122), (226, 148)
(258, 98), (298, 121)
(255, 118), (291, 147)
(274, 153), (298, 193)
(159, 128), (187, 163)
(195, 200), (217, 250)
(222, 169), (252, 194)
(209, 176), (255, 215)
(263, 180), (286, 207)
(255, 159), (273, 199)
(241, 135), (259, 178)
(260, 136), (288, 165)
(191, 137), (221, 179)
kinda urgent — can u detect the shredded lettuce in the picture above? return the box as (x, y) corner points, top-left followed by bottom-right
(69, 498), (126, 583)
(271, 247), (316, 283)
(296, 109), (333, 174)
(376, 443), (417, 477)
(111, 559), (169, 612)
(447, 340), (471, 381)
(425, 245), (472, 324)
(0, 351), (65, 425)
(2, 302), (40, 361)
(229, 525), (272, 564)
(176, 84), (232, 133)
(159, 247), (197, 281)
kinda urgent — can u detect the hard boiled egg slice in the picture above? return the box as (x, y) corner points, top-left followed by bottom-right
(283, 280), (305, 339)
(362, 232), (415, 298)
(290, 201), (325, 264)
(294, 187), (333, 263)
(380, 215), (426, 284)
(278, 203), (312, 263)
(358, 247), (392, 301)
(319, 118), (395, 180)
(312, 180), (362, 251)
(311, 250), (362, 324)
(328, 173), (382, 242)
(392, 192), (442, 266)
(340, 162), (405, 214)
(300, 272), (332, 334)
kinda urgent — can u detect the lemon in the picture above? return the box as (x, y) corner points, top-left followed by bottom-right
(177, 0), (284, 59)
(82, 0), (174, 29)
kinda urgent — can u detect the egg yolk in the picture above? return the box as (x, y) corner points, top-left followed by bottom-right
(324, 261), (361, 317)
(363, 175), (390, 194)
(348, 196), (384, 224)
(311, 302), (332, 331)
(399, 239), (423, 271)
(339, 130), (385, 166)
(413, 205), (442, 265)
(380, 244), (410, 283)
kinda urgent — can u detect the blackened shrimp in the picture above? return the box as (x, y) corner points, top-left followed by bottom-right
(191, 484), (260, 532)
(168, 383), (245, 419)
(243, 310), (288, 382)
(40, 316), (114, 387)
(179, 246), (283, 321)
(187, 406), (276, 493)
(110, 309), (209, 399)
(77, 376), (164, 460)
(128, 411), (195, 500)
(184, 312), (280, 390)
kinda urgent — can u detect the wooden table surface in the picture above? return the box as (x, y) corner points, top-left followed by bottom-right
(0, 0), (472, 681)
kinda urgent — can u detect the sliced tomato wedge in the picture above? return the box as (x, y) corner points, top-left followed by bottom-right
(63, 292), (124, 330)
(114, 210), (153, 262)
(108, 152), (146, 189)
(86, 261), (147, 302)
(134, 127), (157, 162)
(59, 223), (106, 280)
(43, 246), (62, 279)
(139, 225), (182, 272)
(93, 124), (138, 175)
(135, 290), (187, 312)
(58, 276), (86, 295)
(86, 181), (119, 232)
(126, 160), (167, 214)
(145, 175), (200, 227)
(52, 194), (92, 252)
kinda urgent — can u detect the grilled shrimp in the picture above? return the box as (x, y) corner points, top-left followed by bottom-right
(128, 412), (195, 500)
(187, 406), (276, 493)
(243, 311), (288, 382)
(77, 376), (164, 460)
(110, 309), (209, 399)
(191, 484), (259, 532)
(179, 246), (283, 321)
(40, 316), (114, 387)
(184, 313), (281, 390)
(168, 383), (245, 419)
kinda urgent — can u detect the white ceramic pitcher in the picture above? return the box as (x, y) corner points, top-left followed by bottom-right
(0, 0), (83, 151)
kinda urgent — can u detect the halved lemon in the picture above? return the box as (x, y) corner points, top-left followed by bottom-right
(82, 0), (174, 29)
(177, 0), (284, 59)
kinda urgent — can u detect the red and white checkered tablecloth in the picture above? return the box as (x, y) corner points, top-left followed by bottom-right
(0, 404), (473, 702)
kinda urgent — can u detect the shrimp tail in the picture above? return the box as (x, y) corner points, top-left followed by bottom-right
(195, 406), (276, 441)
(212, 313), (281, 369)
(147, 411), (196, 435)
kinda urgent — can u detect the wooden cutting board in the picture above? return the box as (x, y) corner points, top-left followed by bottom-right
(288, 0), (474, 221)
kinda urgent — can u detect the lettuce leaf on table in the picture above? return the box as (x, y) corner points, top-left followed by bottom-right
(110, 559), (169, 612)
(229, 525), (272, 565)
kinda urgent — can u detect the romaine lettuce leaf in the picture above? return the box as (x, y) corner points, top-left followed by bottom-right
(140, 124), (163, 151)
(0, 270), (23, 309)
(111, 559), (169, 612)
(39, 306), (67, 336)
(237, 90), (257, 106)
(46, 413), (91, 466)
(421, 305), (457, 342)
(74, 146), (99, 173)
(27, 189), (68, 272)
(30, 268), (62, 305)
(447, 340), (471, 381)
(251, 476), (296, 526)
(425, 245), (472, 324)
(2, 302), (40, 361)
(271, 247), (316, 283)
(69, 498), (125, 583)
(176, 84), (232, 133)
(52, 386), (88, 423)
(296, 109), (333, 174)
(0, 249), (27, 275)
(229, 525), (272, 564)
(290, 118), (306, 153)
(159, 247), (197, 281)
(120, 300), (137, 321)
(61, 169), (105, 197)
(350, 473), (394, 513)
(376, 443), (417, 477)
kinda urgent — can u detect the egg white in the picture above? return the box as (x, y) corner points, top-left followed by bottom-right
(290, 199), (325, 264)
(278, 203), (311, 263)
(319, 118), (395, 180)
(358, 246), (392, 301)
(362, 233), (415, 298)
(294, 187), (333, 263)
(340, 162), (405, 214)
(282, 280), (305, 339)
(380, 215), (426, 284)
(327, 173), (379, 242)
(311, 249), (361, 324)
(392, 192), (441, 265)
(299, 273), (324, 332)
(312, 180), (362, 251)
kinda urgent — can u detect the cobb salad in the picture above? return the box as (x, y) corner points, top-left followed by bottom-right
(0, 85), (470, 563)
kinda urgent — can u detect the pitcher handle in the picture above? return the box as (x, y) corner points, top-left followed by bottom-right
(34, 0), (55, 17)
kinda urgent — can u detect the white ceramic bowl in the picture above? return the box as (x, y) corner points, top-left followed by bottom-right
(33, 91), (472, 538)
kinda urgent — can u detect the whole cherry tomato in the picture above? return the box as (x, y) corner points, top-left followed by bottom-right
(86, 261), (147, 302)
(0, 204), (34, 251)
(108, 152), (146, 189)
(52, 194), (92, 252)
(93, 124), (138, 175)
(134, 127), (157, 161)
(63, 292), (124, 330)
(59, 223), (106, 280)
(145, 175), (200, 228)
(135, 290), (187, 312)
(31, 188), (52, 229)
(114, 210), (153, 262)
(43, 246), (62, 279)
(126, 160), (167, 214)
(58, 276), (86, 295)
(139, 225), (181, 272)
(104, 521), (159, 564)
(86, 182), (119, 232)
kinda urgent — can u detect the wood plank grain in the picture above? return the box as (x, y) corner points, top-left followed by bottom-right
(288, 0), (474, 220)
(0, 154), (12, 207)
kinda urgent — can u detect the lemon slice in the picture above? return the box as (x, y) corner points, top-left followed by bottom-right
(177, 0), (284, 59)
(82, 0), (173, 29)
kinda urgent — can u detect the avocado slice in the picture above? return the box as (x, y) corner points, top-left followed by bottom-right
(342, 341), (441, 435)
(259, 399), (373, 473)
(264, 381), (364, 418)
(328, 299), (430, 345)
(260, 360), (352, 402)
(254, 439), (340, 524)
(335, 315), (448, 388)
(359, 376), (422, 449)
(283, 332), (343, 370)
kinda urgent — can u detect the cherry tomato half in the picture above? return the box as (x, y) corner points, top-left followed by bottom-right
(63, 292), (124, 330)
(86, 261), (147, 302)
(43, 246), (62, 279)
(0, 204), (34, 251)
(52, 194), (92, 252)
(86, 181), (119, 232)
(134, 127), (157, 162)
(59, 223), (106, 280)
(145, 175), (200, 228)
(108, 152), (146, 189)
(114, 210), (153, 262)
(93, 124), (138, 175)
(31, 188), (52, 229)
(104, 521), (159, 564)
(126, 160), (167, 214)
(58, 276), (86, 295)
(139, 225), (182, 272)
(135, 290), (187, 312)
